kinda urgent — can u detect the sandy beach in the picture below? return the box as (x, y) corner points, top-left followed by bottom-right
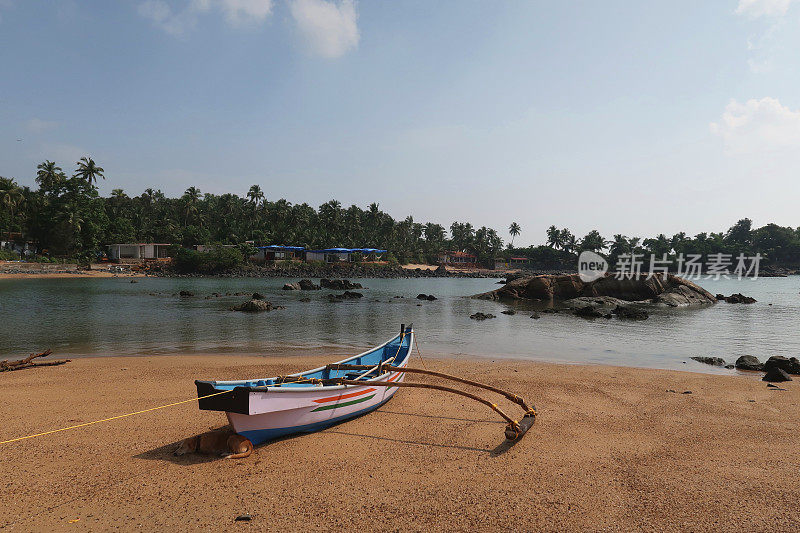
(0, 263), (144, 280)
(1, 354), (798, 532)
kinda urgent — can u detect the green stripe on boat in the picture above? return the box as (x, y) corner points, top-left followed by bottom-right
(311, 394), (376, 412)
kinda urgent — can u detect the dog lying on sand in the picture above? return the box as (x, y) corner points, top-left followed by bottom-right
(174, 429), (253, 459)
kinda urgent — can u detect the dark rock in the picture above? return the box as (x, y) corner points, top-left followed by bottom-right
(724, 293), (756, 304)
(682, 390), (692, 394)
(497, 279), (507, 284)
(251, 292), (265, 300)
(716, 294), (726, 300)
(762, 368), (792, 382)
(763, 356), (800, 375)
(475, 273), (716, 307)
(501, 310), (516, 315)
(724, 364), (735, 369)
(299, 297), (311, 302)
(611, 305), (649, 320)
(691, 356), (726, 367)
(603, 313), (613, 319)
(298, 279), (320, 290)
(470, 312), (496, 320)
(179, 290), (194, 297)
(417, 294), (429, 300)
(329, 291), (363, 300)
(235, 515), (252, 522)
(232, 299), (278, 312)
(530, 312), (540, 319)
(282, 283), (301, 290)
(541, 308), (559, 314)
(321, 279), (363, 290)
(426, 294), (437, 301)
(735, 355), (763, 371)
(130, 280), (138, 283)
(574, 306), (603, 319)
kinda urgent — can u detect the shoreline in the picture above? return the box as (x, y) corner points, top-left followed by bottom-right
(2, 353), (798, 530)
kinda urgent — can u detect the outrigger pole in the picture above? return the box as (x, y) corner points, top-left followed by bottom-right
(324, 364), (537, 441)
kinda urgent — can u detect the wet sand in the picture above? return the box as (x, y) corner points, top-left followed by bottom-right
(0, 263), (144, 279)
(1, 354), (798, 531)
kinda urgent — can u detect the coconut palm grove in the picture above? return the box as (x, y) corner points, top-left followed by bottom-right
(1, 158), (800, 271)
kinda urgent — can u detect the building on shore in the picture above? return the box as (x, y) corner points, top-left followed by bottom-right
(494, 256), (530, 270)
(305, 248), (387, 263)
(255, 245), (305, 261)
(438, 250), (478, 269)
(108, 243), (171, 262)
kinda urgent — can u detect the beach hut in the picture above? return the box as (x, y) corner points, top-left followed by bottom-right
(304, 248), (387, 263)
(256, 245), (305, 262)
(438, 251), (478, 269)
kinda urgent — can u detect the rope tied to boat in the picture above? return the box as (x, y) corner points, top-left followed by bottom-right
(0, 389), (233, 445)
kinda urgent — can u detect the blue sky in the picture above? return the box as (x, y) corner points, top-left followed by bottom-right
(2, 0), (799, 245)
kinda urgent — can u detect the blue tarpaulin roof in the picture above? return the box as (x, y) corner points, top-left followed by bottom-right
(307, 248), (387, 253)
(257, 245), (305, 251)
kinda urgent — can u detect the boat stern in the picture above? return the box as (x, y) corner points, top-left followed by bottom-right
(195, 380), (251, 415)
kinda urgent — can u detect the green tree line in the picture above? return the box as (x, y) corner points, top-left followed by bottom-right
(0, 159), (504, 265)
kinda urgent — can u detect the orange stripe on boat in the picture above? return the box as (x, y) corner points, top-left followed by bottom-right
(314, 387), (377, 404)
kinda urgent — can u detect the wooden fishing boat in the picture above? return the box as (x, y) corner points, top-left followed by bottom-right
(196, 325), (414, 446)
(196, 324), (536, 447)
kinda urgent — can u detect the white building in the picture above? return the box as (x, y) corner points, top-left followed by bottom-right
(108, 243), (171, 261)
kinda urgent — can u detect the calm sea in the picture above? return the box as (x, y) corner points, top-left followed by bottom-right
(1, 276), (798, 373)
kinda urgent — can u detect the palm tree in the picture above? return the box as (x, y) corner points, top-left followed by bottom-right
(74, 157), (105, 185)
(0, 179), (24, 241)
(246, 185), (264, 206)
(546, 225), (562, 249)
(182, 186), (202, 227)
(36, 160), (65, 191)
(508, 222), (521, 247)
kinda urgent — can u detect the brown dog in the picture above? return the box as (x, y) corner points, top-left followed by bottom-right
(174, 429), (253, 459)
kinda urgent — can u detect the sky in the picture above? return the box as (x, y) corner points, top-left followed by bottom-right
(1, 0), (800, 246)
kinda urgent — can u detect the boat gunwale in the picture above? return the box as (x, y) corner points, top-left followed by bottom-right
(198, 330), (413, 394)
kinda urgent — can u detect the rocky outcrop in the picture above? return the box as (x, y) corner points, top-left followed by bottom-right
(763, 356), (800, 375)
(416, 294), (437, 301)
(691, 356), (726, 367)
(724, 293), (757, 304)
(474, 273), (716, 307)
(283, 283), (301, 290)
(232, 299), (281, 312)
(735, 355), (763, 371)
(328, 291), (363, 301)
(470, 312), (496, 320)
(321, 279), (363, 290)
(298, 279), (320, 290)
(763, 368), (792, 382)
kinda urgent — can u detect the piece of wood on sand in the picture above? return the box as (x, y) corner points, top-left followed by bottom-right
(0, 350), (71, 372)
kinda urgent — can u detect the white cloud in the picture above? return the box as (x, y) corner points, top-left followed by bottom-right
(710, 97), (800, 154)
(289, 0), (359, 58)
(735, 0), (795, 17)
(25, 118), (58, 134)
(138, 0), (273, 35)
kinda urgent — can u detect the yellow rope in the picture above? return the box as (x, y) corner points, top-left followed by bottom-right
(0, 389), (232, 445)
(413, 331), (429, 370)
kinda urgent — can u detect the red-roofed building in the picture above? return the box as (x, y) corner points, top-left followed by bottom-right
(438, 251), (478, 269)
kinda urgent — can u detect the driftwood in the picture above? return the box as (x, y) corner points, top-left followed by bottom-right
(0, 350), (71, 372)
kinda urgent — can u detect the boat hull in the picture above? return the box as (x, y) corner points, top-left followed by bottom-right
(196, 328), (413, 446)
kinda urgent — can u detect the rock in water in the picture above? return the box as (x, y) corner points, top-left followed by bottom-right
(501, 310), (516, 315)
(735, 355), (764, 371)
(691, 356), (726, 367)
(321, 279), (363, 290)
(179, 290), (194, 297)
(329, 291), (363, 300)
(232, 299), (275, 312)
(763, 368), (792, 382)
(474, 273), (716, 307)
(724, 293), (756, 304)
(298, 279), (320, 290)
(715, 294), (726, 300)
(417, 294), (429, 300)
(251, 292), (265, 300)
(470, 312), (496, 320)
(611, 305), (649, 320)
(426, 294), (437, 301)
(574, 306), (603, 319)
(763, 356), (800, 375)
(282, 283), (300, 290)
(530, 312), (541, 319)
